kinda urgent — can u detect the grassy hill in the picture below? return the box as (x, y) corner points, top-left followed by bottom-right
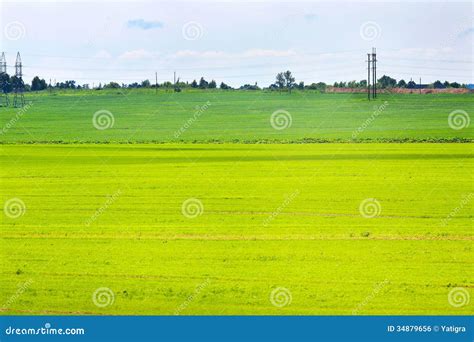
(0, 90), (472, 143)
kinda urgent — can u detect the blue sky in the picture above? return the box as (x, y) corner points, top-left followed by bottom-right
(1, 0), (472, 87)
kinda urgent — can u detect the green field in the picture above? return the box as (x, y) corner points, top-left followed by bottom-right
(1, 143), (472, 314)
(0, 90), (473, 315)
(0, 90), (473, 143)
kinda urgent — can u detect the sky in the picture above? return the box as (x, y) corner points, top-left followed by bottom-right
(0, 0), (472, 87)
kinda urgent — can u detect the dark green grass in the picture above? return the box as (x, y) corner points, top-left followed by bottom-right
(0, 90), (472, 143)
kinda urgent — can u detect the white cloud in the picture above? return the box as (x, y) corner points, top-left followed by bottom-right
(173, 50), (227, 59)
(171, 49), (297, 59)
(93, 50), (112, 59)
(241, 49), (297, 58)
(118, 49), (158, 60)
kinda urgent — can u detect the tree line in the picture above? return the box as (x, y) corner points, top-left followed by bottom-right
(0, 71), (470, 93)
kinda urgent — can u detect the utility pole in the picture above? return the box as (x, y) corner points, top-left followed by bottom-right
(155, 72), (158, 94)
(366, 48), (378, 100)
(372, 47), (377, 98)
(367, 53), (371, 101)
(173, 71), (176, 86)
(419, 77), (422, 94)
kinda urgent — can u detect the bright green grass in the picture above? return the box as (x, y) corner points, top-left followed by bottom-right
(1, 143), (472, 314)
(0, 90), (472, 143)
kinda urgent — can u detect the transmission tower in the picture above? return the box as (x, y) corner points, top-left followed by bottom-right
(366, 48), (377, 100)
(13, 52), (25, 107)
(0, 52), (9, 107)
(372, 47), (377, 98)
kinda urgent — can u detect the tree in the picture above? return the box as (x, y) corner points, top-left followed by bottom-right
(283, 70), (295, 93)
(31, 76), (47, 91)
(450, 82), (461, 88)
(208, 80), (217, 89)
(239, 83), (260, 90)
(359, 80), (367, 88)
(105, 82), (121, 89)
(306, 82), (326, 92)
(141, 79), (151, 88)
(220, 82), (231, 90)
(297, 81), (304, 90)
(275, 72), (285, 92)
(397, 79), (407, 88)
(433, 80), (444, 89)
(0, 73), (11, 93)
(191, 80), (198, 88)
(406, 80), (416, 89)
(199, 77), (208, 89)
(348, 80), (357, 88)
(378, 75), (397, 88)
(10, 76), (24, 91)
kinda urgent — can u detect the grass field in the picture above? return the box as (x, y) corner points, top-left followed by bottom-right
(1, 143), (472, 314)
(0, 90), (472, 143)
(0, 90), (472, 315)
